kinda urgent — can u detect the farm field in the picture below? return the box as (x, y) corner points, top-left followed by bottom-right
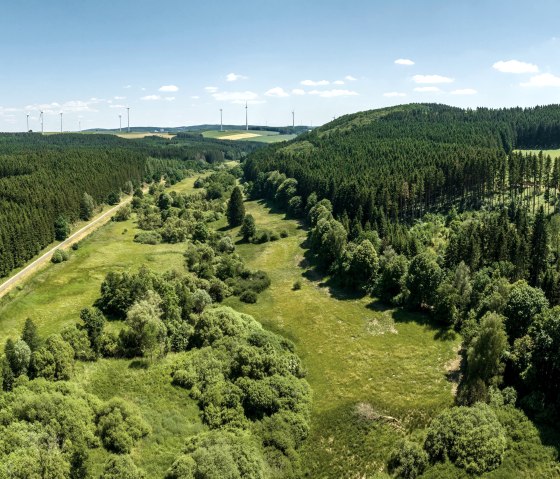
(223, 199), (462, 477)
(202, 129), (296, 143)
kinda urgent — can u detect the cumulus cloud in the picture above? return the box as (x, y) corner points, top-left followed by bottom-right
(159, 85), (179, 92)
(226, 73), (248, 82)
(383, 92), (407, 97)
(301, 79), (330, 86)
(265, 87), (290, 97)
(25, 100), (100, 114)
(395, 58), (415, 66)
(309, 89), (358, 98)
(110, 104), (126, 108)
(205, 86), (219, 93)
(413, 86), (441, 92)
(493, 60), (539, 74)
(451, 88), (477, 95)
(212, 90), (260, 104)
(291, 88), (306, 96)
(191, 95), (200, 99)
(140, 95), (161, 101)
(114, 96), (126, 100)
(521, 73), (560, 87)
(413, 75), (454, 84)
(164, 97), (175, 101)
(345, 75), (357, 81)
(333, 80), (345, 85)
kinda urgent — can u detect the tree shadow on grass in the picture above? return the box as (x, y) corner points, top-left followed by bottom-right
(128, 359), (150, 370)
(391, 308), (458, 342)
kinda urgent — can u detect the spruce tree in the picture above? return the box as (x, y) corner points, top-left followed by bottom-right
(227, 187), (245, 228)
(530, 206), (548, 286)
(22, 318), (41, 351)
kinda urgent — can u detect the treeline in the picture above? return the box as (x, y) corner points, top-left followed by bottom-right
(0, 133), (255, 278)
(244, 104), (560, 223)
(248, 169), (560, 477)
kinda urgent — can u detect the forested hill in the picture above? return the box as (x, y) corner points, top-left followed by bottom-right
(244, 103), (560, 222)
(0, 133), (253, 278)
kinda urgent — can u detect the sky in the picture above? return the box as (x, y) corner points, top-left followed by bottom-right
(1, 0), (560, 131)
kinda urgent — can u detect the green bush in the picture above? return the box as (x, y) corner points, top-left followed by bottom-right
(388, 441), (428, 479)
(240, 290), (258, 303)
(71, 242), (80, 250)
(133, 231), (162, 245)
(51, 249), (69, 263)
(293, 280), (302, 291)
(113, 204), (132, 222)
(279, 229), (289, 238)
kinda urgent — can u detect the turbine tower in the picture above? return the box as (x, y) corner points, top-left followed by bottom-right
(245, 102), (248, 131)
(220, 109), (223, 132)
(119, 114), (122, 132)
(60, 112), (63, 133)
(292, 110), (295, 129)
(127, 107), (130, 133)
(40, 111), (44, 134)
(26, 114), (29, 132)
(79, 120), (81, 132)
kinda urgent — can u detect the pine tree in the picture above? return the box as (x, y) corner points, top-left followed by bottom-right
(530, 206), (548, 286)
(227, 186), (245, 227)
(21, 318), (41, 351)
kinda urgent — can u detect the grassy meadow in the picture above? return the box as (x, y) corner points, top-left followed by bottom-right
(202, 129), (296, 143)
(223, 200), (461, 477)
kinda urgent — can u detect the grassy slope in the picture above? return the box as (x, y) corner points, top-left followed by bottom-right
(223, 200), (461, 478)
(202, 130), (296, 143)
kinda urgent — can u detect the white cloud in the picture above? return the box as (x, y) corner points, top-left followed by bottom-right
(124, 85), (132, 89)
(140, 95), (161, 101)
(309, 89), (358, 98)
(383, 92), (407, 97)
(159, 85), (179, 92)
(493, 60), (539, 74)
(265, 87), (290, 97)
(345, 75), (357, 81)
(164, 97), (176, 101)
(413, 74), (454, 84)
(191, 95), (200, 99)
(521, 73), (560, 87)
(301, 79), (330, 86)
(114, 96), (126, 100)
(25, 100), (99, 114)
(212, 90), (260, 104)
(110, 104), (126, 108)
(333, 80), (345, 85)
(205, 86), (219, 93)
(291, 88), (306, 96)
(226, 73), (248, 82)
(395, 58), (415, 66)
(451, 88), (477, 95)
(414, 86), (441, 92)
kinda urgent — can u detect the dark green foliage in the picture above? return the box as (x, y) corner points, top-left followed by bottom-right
(424, 403), (506, 474)
(504, 281), (548, 341)
(113, 204), (132, 222)
(376, 248), (408, 304)
(388, 440), (428, 479)
(241, 214), (257, 241)
(54, 215), (71, 240)
(405, 252), (442, 309)
(79, 307), (105, 354)
(227, 186), (245, 227)
(30, 334), (74, 381)
(134, 231), (162, 244)
(21, 318), (41, 351)
(240, 290), (258, 303)
(61, 325), (95, 361)
(107, 191), (121, 205)
(530, 206), (548, 286)
(96, 398), (150, 454)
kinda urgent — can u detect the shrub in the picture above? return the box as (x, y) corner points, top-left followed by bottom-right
(71, 242), (80, 250)
(133, 231), (162, 245)
(100, 455), (146, 479)
(51, 249), (69, 263)
(293, 280), (302, 291)
(113, 204), (132, 222)
(270, 231), (280, 241)
(240, 290), (258, 303)
(388, 440), (429, 479)
(280, 229), (289, 238)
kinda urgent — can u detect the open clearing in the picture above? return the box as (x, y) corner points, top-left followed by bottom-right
(202, 129), (296, 143)
(223, 199), (461, 477)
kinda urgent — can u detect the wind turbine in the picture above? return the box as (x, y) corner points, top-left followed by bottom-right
(245, 102), (248, 131)
(127, 107), (130, 133)
(40, 111), (44, 134)
(220, 108), (223, 132)
(60, 112), (63, 133)
(119, 114), (122, 132)
(26, 114), (29, 132)
(292, 110), (295, 129)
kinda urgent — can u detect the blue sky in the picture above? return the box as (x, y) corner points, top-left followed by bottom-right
(1, 0), (560, 131)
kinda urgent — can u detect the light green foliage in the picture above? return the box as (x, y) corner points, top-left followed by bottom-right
(61, 325), (95, 361)
(424, 403), (506, 475)
(31, 334), (74, 380)
(79, 307), (105, 354)
(80, 192), (95, 220)
(113, 204), (132, 222)
(504, 280), (548, 341)
(124, 291), (167, 359)
(434, 262), (472, 325)
(96, 398), (151, 454)
(5, 338), (31, 377)
(241, 214), (257, 241)
(376, 247), (408, 304)
(21, 318), (41, 352)
(51, 248), (70, 263)
(275, 178), (298, 209)
(134, 230), (162, 244)
(100, 455), (146, 479)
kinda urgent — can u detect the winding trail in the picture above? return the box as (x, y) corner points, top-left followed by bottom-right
(0, 196), (133, 300)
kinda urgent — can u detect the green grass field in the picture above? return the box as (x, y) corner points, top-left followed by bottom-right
(202, 129), (296, 143)
(517, 149), (560, 158)
(223, 200), (461, 477)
